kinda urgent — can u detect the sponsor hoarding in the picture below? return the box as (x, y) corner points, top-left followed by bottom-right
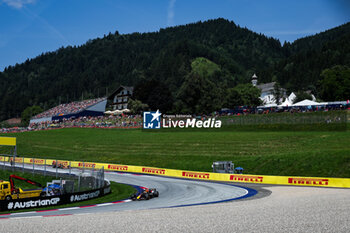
(0, 137), (16, 146)
(107, 164), (128, 171)
(0, 185), (111, 211)
(3, 156), (350, 188)
(142, 167), (166, 175)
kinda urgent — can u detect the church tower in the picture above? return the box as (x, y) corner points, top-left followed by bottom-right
(251, 73), (258, 86)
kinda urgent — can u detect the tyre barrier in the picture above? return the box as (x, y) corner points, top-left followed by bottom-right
(1, 156), (350, 188)
(0, 185), (111, 211)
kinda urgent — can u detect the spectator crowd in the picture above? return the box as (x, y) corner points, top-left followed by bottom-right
(32, 97), (106, 119)
(0, 115), (142, 133)
(1, 103), (349, 134)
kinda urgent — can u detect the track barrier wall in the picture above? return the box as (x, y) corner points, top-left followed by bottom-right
(1, 156), (349, 188)
(0, 185), (111, 211)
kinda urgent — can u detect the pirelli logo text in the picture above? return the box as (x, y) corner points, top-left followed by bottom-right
(78, 162), (96, 168)
(182, 172), (210, 179)
(108, 165), (128, 171)
(29, 159), (45, 164)
(230, 175), (264, 183)
(288, 178), (329, 186)
(142, 168), (165, 175)
(11, 158), (24, 163)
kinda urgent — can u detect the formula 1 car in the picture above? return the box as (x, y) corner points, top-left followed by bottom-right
(131, 188), (159, 201)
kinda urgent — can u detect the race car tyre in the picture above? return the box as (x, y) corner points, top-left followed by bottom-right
(130, 194), (137, 201)
(145, 193), (150, 200)
(154, 191), (159, 197)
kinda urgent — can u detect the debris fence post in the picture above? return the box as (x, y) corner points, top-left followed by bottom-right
(91, 165), (95, 188)
(102, 166), (104, 189)
(78, 174), (81, 192)
(44, 159), (46, 176)
(12, 155), (14, 172)
(56, 159), (58, 178)
(82, 161), (85, 174)
(12, 148), (16, 172)
(69, 161), (71, 176)
(3, 156), (5, 170)
(60, 178), (63, 195)
(22, 157), (24, 174)
(32, 158), (34, 176)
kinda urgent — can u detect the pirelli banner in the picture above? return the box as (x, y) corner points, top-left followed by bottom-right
(72, 162), (350, 188)
(132, 167), (350, 188)
(1, 156), (350, 188)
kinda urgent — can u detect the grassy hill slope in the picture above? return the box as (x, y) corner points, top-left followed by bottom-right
(2, 128), (349, 178)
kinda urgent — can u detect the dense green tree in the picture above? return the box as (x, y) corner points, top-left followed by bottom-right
(319, 65), (350, 101)
(133, 79), (174, 112)
(225, 88), (242, 108)
(272, 82), (283, 105)
(232, 84), (262, 106)
(21, 106), (43, 125)
(293, 91), (313, 104)
(176, 72), (222, 114)
(128, 99), (149, 114)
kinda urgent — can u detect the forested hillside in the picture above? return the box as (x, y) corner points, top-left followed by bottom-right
(0, 18), (349, 121)
(275, 23), (350, 95)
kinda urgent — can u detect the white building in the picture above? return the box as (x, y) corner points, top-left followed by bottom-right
(252, 74), (286, 106)
(108, 86), (134, 110)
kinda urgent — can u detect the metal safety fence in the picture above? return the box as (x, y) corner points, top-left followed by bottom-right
(0, 155), (106, 194)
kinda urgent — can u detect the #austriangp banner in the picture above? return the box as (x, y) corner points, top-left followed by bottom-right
(2, 156), (350, 188)
(0, 185), (111, 211)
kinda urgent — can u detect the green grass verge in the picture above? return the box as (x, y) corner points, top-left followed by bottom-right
(1, 126), (350, 178)
(0, 169), (53, 189)
(0, 169), (136, 214)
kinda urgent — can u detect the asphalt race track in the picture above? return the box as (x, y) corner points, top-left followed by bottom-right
(0, 163), (254, 217)
(1, 163), (349, 232)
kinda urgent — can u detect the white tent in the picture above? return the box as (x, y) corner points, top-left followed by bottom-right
(288, 92), (296, 103)
(279, 98), (292, 107)
(104, 110), (113, 114)
(292, 99), (321, 106)
(122, 109), (130, 113)
(111, 110), (123, 115)
(263, 103), (278, 107)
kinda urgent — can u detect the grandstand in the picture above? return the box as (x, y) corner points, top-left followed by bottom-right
(30, 98), (107, 124)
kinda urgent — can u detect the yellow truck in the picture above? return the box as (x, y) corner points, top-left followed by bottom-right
(0, 175), (43, 201)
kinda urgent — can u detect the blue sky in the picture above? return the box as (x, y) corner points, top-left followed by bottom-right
(0, 0), (349, 71)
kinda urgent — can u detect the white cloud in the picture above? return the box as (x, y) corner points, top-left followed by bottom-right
(2, 0), (36, 9)
(167, 0), (176, 26)
(22, 7), (70, 44)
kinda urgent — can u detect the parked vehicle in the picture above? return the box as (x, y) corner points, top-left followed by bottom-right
(0, 175), (43, 201)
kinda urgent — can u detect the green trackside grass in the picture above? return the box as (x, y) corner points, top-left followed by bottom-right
(0, 169), (54, 189)
(2, 125), (349, 178)
(0, 169), (136, 214)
